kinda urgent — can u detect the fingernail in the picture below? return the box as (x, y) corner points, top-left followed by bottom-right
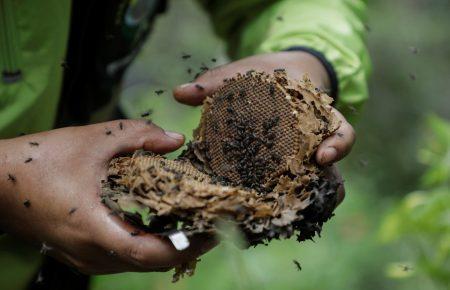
(178, 83), (192, 89)
(321, 147), (337, 164)
(164, 130), (184, 140)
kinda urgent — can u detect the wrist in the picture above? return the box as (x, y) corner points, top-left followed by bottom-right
(284, 47), (338, 102)
(0, 138), (27, 228)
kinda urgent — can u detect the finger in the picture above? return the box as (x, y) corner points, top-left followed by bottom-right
(89, 119), (185, 158)
(95, 207), (217, 271)
(316, 109), (355, 165)
(122, 233), (217, 270)
(173, 65), (233, 106)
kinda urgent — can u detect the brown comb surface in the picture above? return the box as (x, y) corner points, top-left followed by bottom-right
(187, 70), (339, 191)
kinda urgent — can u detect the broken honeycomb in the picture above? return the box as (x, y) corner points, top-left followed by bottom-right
(101, 70), (341, 280)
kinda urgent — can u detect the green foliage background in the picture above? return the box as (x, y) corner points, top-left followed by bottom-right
(1, 0), (449, 289)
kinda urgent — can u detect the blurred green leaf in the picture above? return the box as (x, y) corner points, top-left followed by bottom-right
(380, 116), (450, 287)
(419, 115), (450, 187)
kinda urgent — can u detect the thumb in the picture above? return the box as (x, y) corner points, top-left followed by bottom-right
(173, 65), (229, 106)
(88, 119), (185, 159)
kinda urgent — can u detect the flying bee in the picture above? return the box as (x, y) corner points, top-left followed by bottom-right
(409, 46), (419, 55)
(200, 63), (209, 71)
(119, 122), (124, 130)
(181, 53), (191, 60)
(105, 130), (112, 136)
(29, 141), (39, 146)
(155, 89), (165, 95)
(69, 207), (78, 215)
(399, 264), (413, 272)
(141, 109), (153, 117)
(25, 157), (33, 163)
(211, 58), (217, 62)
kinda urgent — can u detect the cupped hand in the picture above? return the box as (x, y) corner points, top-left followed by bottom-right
(0, 120), (216, 274)
(173, 51), (355, 202)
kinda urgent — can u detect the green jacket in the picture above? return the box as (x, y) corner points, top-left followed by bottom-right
(0, 0), (370, 138)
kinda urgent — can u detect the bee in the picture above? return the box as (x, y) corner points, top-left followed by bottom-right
(246, 69), (255, 76)
(346, 105), (359, 115)
(274, 68), (286, 73)
(269, 84), (275, 97)
(119, 122), (124, 130)
(25, 157), (33, 163)
(7, 173), (16, 184)
(336, 132), (344, 138)
(181, 53), (191, 60)
(399, 264), (413, 272)
(293, 259), (302, 271)
(23, 199), (31, 208)
(187, 68), (192, 74)
(200, 63), (209, 71)
(29, 142), (39, 146)
(68, 207), (78, 215)
(141, 109), (153, 117)
(105, 130), (112, 136)
(276, 16), (283, 21)
(211, 58), (217, 62)
(409, 46), (419, 55)
(155, 90), (165, 95)
(195, 84), (205, 91)
(409, 73), (416, 81)
(130, 230), (140, 236)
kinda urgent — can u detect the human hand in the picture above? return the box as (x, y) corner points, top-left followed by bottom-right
(173, 51), (354, 202)
(0, 120), (216, 274)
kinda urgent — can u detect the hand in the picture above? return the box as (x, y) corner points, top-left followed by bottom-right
(0, 120), (216, 274)
(173, 52), (355, 202)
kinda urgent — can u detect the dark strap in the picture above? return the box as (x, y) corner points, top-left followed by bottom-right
(285, 46), (339, 103)
(56, 0), (167, 127)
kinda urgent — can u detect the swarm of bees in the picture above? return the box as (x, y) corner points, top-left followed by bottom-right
(101, 70), (340, 281)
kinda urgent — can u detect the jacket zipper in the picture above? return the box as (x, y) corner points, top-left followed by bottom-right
(0, 0), (22, 83)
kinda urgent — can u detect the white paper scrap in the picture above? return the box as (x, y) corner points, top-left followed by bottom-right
(168, 231), (190, 251)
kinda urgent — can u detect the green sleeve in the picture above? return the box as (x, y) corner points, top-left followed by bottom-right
(198, 0), (371, 118)
(0, 0), (71, 138)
